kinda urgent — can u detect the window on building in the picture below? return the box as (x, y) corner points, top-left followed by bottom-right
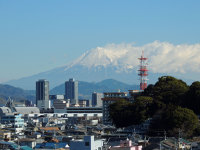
(85, 142), (90, 146)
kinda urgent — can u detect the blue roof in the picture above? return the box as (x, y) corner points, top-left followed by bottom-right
(35, 142), (67, 149)
(20, 146), (33, 150)
(0, 141), (19, 149)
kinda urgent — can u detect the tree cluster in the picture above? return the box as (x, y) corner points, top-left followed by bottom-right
(109, 76), (200, 137)
(109, 96), (154, 128)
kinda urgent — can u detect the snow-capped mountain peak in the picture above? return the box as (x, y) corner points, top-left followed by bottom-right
(65, 44), (133, 71)
(6, 41), (200, 89)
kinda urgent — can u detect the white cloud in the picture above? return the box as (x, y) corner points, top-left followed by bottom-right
(71, 41), (200, 74)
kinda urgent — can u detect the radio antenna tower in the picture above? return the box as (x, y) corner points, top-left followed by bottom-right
(138, 51), (148, 90)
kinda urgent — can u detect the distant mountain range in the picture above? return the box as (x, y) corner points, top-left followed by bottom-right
(5, 42), (166, 90)
(0, 79), (139, 104)
(4, 41), (199, 90)
(0, 84), (35, 105)
(50, 79), (139, 99)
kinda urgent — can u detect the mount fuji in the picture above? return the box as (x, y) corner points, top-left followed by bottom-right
(6, 41), (200, 90)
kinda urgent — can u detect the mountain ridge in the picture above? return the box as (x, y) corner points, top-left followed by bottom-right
(50, 79), (139, 99)
(0, 84), (35, 105)
(5, 41), (199, 89)
(0, 79), (139, 104)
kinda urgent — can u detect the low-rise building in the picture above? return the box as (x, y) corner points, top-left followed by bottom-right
(0, 141), (20, 150)
(0, 107), (40, 116)
(0, 130), (11, 141)
(109, 139), (142, 150)
(70, 135), (104, 150)
(35, 142), (69, 150)
(19, 138), (37, 149)
(161, 138), (191, 150)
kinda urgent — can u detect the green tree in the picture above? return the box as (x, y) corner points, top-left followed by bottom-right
(109, 76), (199, 136)
(109, 96), (154, 128)
(134, 96), (154, 116)
(184, 81), (200, 114)
(150, 105), (199, 137)
(152, 76), (189, 105)
(135, 96), (153, 106)
(142, 84), (154, 97)
(109, 99), (133, 128)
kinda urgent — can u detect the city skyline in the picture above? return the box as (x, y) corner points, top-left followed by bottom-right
(0, 1), (199, 145)
(0, 0), (200, 83)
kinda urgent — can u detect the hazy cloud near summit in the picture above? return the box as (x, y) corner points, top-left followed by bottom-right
(76, 41), (200, 74)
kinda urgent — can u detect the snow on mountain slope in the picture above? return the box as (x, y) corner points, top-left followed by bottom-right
(65, 41), (200, 74)
(65, 45), (130, 70)
(6, 41), (200, 89)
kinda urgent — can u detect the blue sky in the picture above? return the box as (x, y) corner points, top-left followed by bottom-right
(0, 0), (200, 82)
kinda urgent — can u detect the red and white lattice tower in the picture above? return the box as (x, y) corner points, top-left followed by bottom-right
(138, 51), (148, 90)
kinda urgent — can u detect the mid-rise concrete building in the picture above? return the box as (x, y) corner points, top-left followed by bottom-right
(36, 79), (50, 110)
(49, 95), (65, 100)
(78, 100), (87, 107)
(92, 92), (103, 107)
(102, 92), (128, 125)
(50, 94), (67, 111)
(1, 114), (24, 134)
(65, 78), (78, 105)
(79, 99), (90, 107)
(53, 99), (69, 113)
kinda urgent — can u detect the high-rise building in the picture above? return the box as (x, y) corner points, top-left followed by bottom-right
(92, 92), (103, 107)
(65, 78), (78, 105)
(36, 79), (50, 109)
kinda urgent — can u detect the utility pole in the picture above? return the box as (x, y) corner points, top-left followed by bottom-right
(178, 128), (181, 150)
(160, 142), (162, 150)
(17, 134), (20, 150)
(164, 130), (166, 140)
